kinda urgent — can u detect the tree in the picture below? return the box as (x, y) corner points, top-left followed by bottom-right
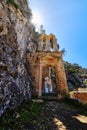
(61, 48), (66, 56)
(39, 25), (46, 34)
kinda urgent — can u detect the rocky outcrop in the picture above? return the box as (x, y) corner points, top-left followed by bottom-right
(64, 61), (87, 91)
(66, 73), (84, 90)
(0, 0), (33, 116)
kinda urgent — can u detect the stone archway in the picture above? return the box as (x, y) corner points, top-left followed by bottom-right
(38, 52), (68, 97)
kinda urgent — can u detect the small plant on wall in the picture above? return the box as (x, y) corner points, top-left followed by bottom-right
(7, 0), (18, 9)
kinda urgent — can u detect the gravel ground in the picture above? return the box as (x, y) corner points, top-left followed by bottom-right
(33, 101), (87, 130)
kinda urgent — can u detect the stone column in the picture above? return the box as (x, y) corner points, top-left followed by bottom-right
(55, 65), (59, 89)
(56, 58), (68, 98)
(38, 38), (43, 51)
(45, 37), (50, 51)
(53, 39), (58, 51)
(49, 67), (51, 77)
(38, 62), (42, 97)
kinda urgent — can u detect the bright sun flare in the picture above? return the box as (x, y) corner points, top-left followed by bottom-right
(31, 11), (42, 27)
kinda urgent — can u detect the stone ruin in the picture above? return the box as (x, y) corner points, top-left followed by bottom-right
(0, 0), (68, 117)
(27, 33), (69, 97)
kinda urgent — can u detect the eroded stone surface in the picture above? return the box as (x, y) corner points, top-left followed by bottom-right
(0, 0), (32, 116)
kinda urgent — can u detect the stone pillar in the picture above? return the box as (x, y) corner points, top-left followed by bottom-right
(45, 37), (50, 51)
(38, 38), (43, 51)
(53, 39), (58, 51)
(56, 58), (68, 98)
(49, 67), (51, 77)
(55, 65), (59, 89)
(38, 62), (42, 97)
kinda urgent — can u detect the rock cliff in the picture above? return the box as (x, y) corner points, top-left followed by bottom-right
(64, 61), (87, 91)
(0, 0), (33, 116)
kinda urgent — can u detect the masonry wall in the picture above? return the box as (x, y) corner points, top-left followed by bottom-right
(26, 53), (39, 96)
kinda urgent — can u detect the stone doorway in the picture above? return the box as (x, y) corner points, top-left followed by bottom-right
(27, 51), (68, 98)
(42, 67), (57, 96)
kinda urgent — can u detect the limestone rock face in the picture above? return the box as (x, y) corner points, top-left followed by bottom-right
(0, 0), (32, 116)
(64, 62), (87, 90)
(67, 73), (84, 90)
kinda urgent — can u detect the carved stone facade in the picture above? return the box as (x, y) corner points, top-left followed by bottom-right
(27, 33), (68, 98)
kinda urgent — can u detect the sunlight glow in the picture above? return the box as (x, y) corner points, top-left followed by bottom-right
(73, 115), (87, 124)
(53, 118), (66, 130)
(31, 11), (42, 30)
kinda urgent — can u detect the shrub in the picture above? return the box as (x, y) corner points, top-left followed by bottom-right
(7, 0), (18, 9)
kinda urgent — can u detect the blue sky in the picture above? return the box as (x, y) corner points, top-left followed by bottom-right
(29, 0), (87, 68)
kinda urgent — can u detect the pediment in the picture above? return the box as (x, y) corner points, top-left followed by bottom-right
(41, 55), (57, 62)
(41, 56), (57, 62)
(38, 53), (61, 64)
(39, 52), (62, 60)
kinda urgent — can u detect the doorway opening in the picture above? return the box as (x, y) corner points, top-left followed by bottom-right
(42, 67), (57, 96)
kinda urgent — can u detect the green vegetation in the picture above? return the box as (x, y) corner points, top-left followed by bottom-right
(7, 0), (18, 9)
(64, 61), (87, 74)
(83, 80), (87, 86)
(64, 61), (87, 88)
(0, 100), (42, 130)
(39, 25), (46, 34)
(0, 99), (87, 130)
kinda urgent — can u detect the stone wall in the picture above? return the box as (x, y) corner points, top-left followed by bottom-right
(0, 0), (33, 116)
